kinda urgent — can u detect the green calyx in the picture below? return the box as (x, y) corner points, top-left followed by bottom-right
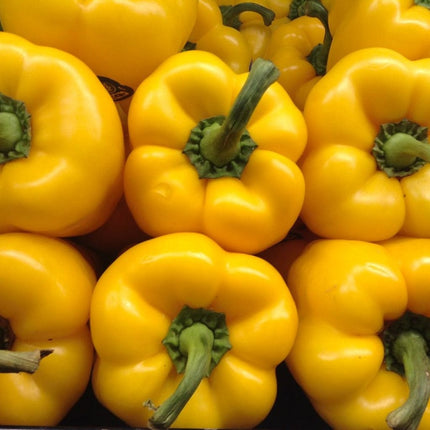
(183, 57), (279, 179)
(288, 0), (332, 76)
(220, 3), (275, 30)
(382, 311), (430, 430)
(145, 306), (231, 429)
(183, 115), (258, 179)
(0, 316), (52, 374)
(372, 119), (430, 178)
(0, 92), (31, 164)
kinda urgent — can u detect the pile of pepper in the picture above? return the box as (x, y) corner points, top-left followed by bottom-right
(1, 1), (430, 429)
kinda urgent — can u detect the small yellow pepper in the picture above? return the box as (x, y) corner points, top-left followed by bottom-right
(261, 14), (326, 110)
(327, 0), (430, 70)
(221, 0), (331, 110)
(186, 0), (252, 73)
(300, 47), (430, 241)
(0, 232), (95, 426)
(0, 0), (198, 92)
(124, 50), (306, 254)
(286, 237), (430, 430)
(90, 232), (298, 429)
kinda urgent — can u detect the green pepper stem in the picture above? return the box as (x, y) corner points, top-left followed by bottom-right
(148, 323), (214, 429)
(386, 331), (430, 430)
(383, 133), (430, 169)
(220, 3), (276, 30)
(199, 57), (279, 167)
(0, 349), (53, 374)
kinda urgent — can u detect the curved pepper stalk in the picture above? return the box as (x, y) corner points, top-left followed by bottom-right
(0, 316), (52, 373)
(220, 2), (276, 29)
(145, 306), (231, 429)
(183, 57), (280, 178)
(288, 0), (332, 76)
(382, 311), (430, 430)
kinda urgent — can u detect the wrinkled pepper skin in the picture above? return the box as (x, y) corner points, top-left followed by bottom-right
(0, 0), (198, 90)
(187, 0), (252, 73)
(286, 238), (430, 430)
(327, 0), (430, 70)
(0, 32), (124, 237)
(299, 47), (430, 241)
(125, 50), (306, 254)
(90, 232), (298, 429)
(0, 232), (95, 426)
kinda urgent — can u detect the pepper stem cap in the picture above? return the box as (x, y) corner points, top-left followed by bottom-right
(0, 92), (31, 164)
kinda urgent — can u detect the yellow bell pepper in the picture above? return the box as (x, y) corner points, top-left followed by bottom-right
(286, 237), (430, 430)
(0, 232), (95, 426)
(185, 0), (253, 73)
(0, 31), (125, 237)
(125, 50), (306, 254)
(0, 0), (198, 93)
(90, 231), (298, 429)
(327, 0), (430, 70)
(299, 47), (430, 241)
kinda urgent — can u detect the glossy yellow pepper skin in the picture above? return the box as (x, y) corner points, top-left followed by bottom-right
(125, 50), (306, 254)
(327, 0), (430, 70)
(238, 15), (290, 60)
(0, 232), (95, 426)
(187, 0), (252, 73)
(286, 238), (430, 430)
(0, 0), (198, 91)
(0, 32), (125, 237)
(90, 232), (298, 429)
(300, 47), (430, 241)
